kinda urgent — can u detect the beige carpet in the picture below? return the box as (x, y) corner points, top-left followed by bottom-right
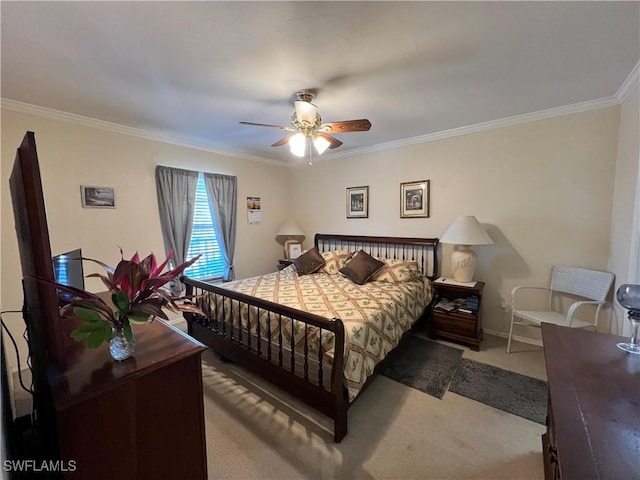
(198, 333), (547, 480)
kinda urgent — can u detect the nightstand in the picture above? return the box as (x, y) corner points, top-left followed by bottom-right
(430, 280), (484, 351)
(278, 259), (293, 270)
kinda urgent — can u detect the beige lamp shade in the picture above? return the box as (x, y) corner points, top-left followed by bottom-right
(440, 215), (493, 246)
(440, 216), (493, 282)
(276, 218), (305, 259)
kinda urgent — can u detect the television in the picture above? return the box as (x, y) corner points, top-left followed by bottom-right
(8, 131), (62, 461)
(52, 249), (84, 305)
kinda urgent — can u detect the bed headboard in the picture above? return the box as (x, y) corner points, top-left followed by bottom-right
(314, 233), (439, 280)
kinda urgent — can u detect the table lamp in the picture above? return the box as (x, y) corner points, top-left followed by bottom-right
(440, 215), (493, 282)
(276, 218), (305, 258)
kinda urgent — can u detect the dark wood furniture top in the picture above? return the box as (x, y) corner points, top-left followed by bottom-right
(541, 324), (640, 480)
(51, 317), (206, 409)
(430, 280), (484, 351)
(50, 310), (208, 479)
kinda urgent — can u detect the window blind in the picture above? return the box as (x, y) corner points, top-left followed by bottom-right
(185, 174), (225, 279)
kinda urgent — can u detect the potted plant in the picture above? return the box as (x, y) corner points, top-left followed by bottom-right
(45, 249), (202, 360)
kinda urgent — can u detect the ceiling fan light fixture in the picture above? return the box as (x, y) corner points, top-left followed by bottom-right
(294, 100), (317, 125)
(313, 135), (331, 155)
(289, 132), (306, 157)
(240, 89), (371, 158)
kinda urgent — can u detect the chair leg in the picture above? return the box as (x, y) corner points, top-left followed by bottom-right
(507, 312), (516, 353)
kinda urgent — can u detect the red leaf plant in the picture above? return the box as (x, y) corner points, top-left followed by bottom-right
(42, 249), (202, 349)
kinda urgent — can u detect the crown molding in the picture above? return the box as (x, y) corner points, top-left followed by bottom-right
(1, 91), (624, 167)
(616, 61), (640, 103)
(325, 95), (621, 161)
(0, 98), (283, 166)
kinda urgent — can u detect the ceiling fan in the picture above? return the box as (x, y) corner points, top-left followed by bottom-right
(240, 89), (372, 158)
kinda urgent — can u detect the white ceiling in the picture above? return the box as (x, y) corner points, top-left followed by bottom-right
(2, 1), (638, 165)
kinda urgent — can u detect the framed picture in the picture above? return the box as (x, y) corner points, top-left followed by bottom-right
(285, 240), (302, 259)
(400, 180), (430, 218)
(81, 185), (116, 208)
(346, 186), (369, 218)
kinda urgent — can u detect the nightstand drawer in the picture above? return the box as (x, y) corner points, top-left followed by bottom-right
(432, 312), (477, 337)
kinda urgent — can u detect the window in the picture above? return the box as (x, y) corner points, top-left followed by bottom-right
(185, 174), (225, 280)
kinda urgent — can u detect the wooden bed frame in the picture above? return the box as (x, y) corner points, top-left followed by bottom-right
(183, 233), (439, 442)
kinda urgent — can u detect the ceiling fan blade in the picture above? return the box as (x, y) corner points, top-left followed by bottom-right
(271, 136), (293, 147)
(322, 119), (372, 133)
(317, 133), (343, 149)
(239, 121), (289, 129)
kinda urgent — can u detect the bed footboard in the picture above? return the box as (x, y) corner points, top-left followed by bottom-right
(182, 277), (349, 442)
(182, 233), (439, 443)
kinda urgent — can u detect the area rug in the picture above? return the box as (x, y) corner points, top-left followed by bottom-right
(380, 335), (547, 424)
(379, 335), (463, 399)
(449, 358), (548, 425)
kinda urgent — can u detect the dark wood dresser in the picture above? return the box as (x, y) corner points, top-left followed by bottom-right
(541, 324), (640, 480)
(48, 318), (208, 479)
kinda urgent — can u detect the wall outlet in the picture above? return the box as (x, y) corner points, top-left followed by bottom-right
(500, 300), (509, 311)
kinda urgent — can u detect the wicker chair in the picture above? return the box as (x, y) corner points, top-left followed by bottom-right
(507, 265), (615, 353)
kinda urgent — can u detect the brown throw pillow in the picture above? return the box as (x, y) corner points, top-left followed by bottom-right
(293, 247), (326, 275)
(339, 250), (385, 285)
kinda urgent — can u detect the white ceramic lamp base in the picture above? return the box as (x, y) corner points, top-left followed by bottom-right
(450, 246), (477, 283)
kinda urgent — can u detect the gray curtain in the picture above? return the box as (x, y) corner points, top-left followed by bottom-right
(155, 166), (198, 290)
(203, 173), (237, 280)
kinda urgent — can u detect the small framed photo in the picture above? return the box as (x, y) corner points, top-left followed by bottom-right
(285, 241), (302, 259)
(400, 180), (430, 218)
(81, 185), (116, 208)
(346, 186), (369, 218)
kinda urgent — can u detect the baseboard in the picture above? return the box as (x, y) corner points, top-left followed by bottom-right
(484, 328), (544, 347)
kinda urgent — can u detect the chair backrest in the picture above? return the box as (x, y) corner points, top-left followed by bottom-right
(550, 265), (615, 302)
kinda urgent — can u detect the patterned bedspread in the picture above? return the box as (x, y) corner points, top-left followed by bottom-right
(214, 264), (433, 401)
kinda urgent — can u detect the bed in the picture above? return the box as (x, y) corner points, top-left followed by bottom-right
(182, 233), (439, 442)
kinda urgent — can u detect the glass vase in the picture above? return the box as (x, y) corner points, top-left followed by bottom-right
(109, 325), (136, 361)
(616, 284), (640, 355)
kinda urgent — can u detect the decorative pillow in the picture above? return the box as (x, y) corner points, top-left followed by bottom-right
(318, 249), (354, 275)
(372, 258), (421, 283)
(339, 250), (385, 285)
(293, 247), (326, 275)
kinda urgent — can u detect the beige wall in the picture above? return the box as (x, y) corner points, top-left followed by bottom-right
(609, 85), (640, 337)
(288, 106), (621, 342)
(1, 109), (289, 369)
(1, 102), (632, 365)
